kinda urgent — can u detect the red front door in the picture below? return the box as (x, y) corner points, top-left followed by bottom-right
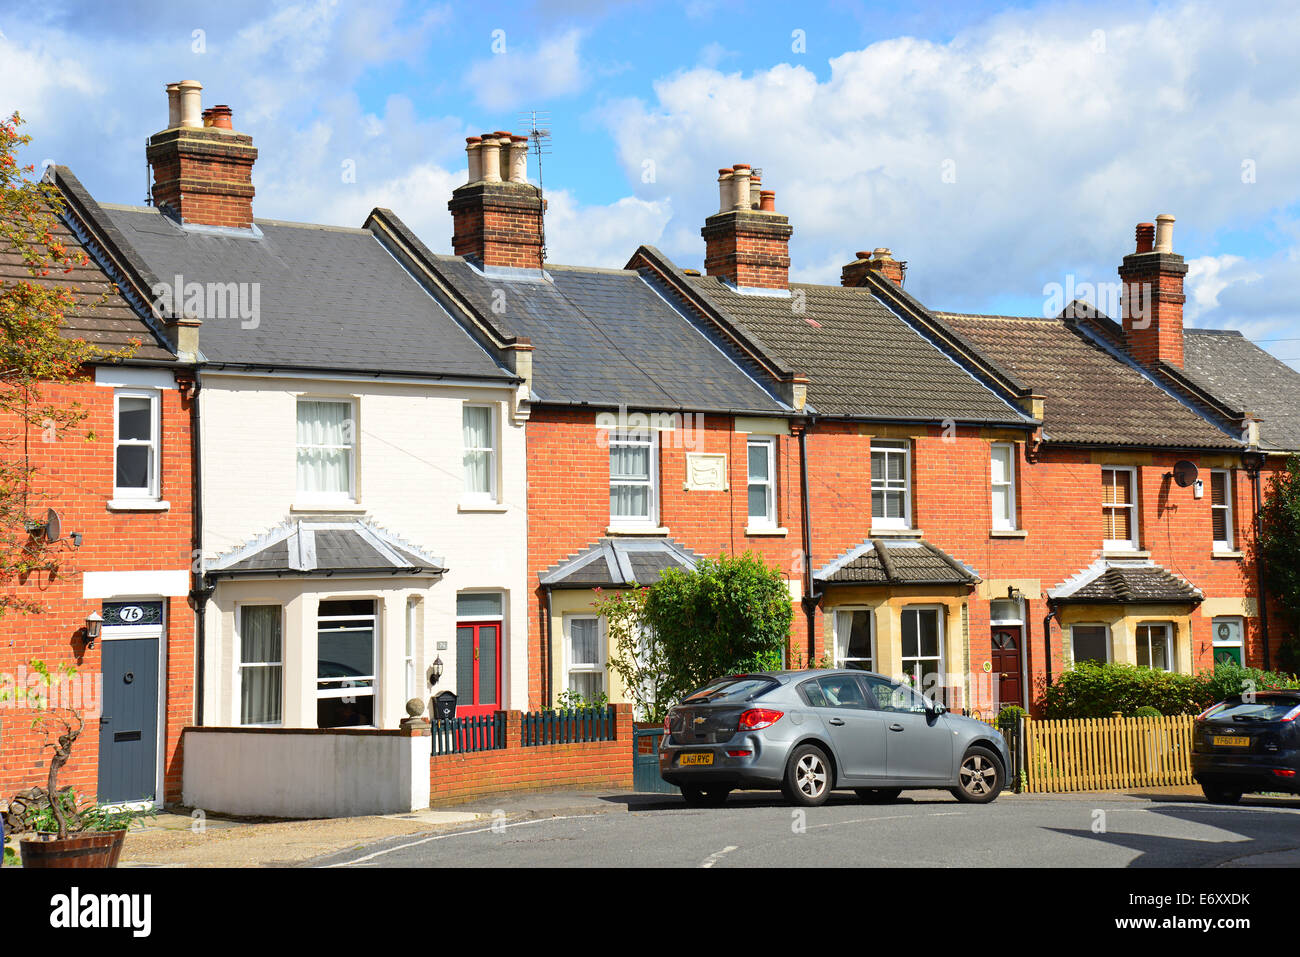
(456, 622), (501, 717)
(991, 627), (1023, 709)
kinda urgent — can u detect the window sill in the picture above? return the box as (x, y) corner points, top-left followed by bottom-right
(1102, 549), (1149, 559)
(107, 499), (170, 512)
(606, 525), (670, 537)
(291, 502), (366, 513)
(990, 529), (1028, 539)
(745, 526), (788, 537)
(1212, 550), (1244, 560)
(458, 501), (509, 513)
(869, 527), (923, 538)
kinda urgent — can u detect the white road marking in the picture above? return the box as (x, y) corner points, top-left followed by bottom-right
(323, 814), (591, 867)
(701, 845), (738, 868)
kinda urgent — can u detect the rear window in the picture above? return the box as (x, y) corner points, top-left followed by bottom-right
(1204, 696), (1300, 722)
(682, 676), (778, 704)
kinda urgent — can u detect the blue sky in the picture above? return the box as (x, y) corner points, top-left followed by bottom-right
(3, 0), (1299, 370)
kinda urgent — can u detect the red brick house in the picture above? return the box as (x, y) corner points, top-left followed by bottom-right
(0, 181), (197, 806)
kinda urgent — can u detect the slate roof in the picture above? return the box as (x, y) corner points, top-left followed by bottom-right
(539, 537), (702, 588)
(426, 256), (790, 414)
(683, 276), (1032, 423)
(815, 538), (981, 586)
(6, 196), (177, 363)
(79, 198), (513, 381)
(207, 519), (445, 579)
(1048, 559), (1203, 605)
(934, 312), (1242, 449)
(1182, 329), (1300, 453)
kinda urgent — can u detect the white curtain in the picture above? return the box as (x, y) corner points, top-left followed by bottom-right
(240, 605), (282, 725)
(296, 401), (352, 494)
(463, 406), (493, 494)
(610, 442), (650, 518)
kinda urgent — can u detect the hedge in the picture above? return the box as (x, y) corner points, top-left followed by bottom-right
(1042, 662), (1300, 719)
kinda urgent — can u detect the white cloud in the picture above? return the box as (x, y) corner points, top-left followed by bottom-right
(463, 29), (586, 112)
(543, 190), (672, 267)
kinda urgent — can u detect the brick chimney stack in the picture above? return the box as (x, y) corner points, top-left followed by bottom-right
(448, 130), (545, 269)
(841, 248), (905, 287)
(146, 81), (258, 229)
(701, 163), (792, 289)
(1117, 214), (1187, 368)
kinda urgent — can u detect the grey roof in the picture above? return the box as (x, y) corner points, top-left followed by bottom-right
(1183, 329), (1300, 452)
(815, 538), (981, 586)
(1049, 559), (1202, 605)
(428, 257), (790, 414)
(207, 518), (445, 579)
(684, 276), (1032, 423)
(91, 203), (514, 381)
(539, 537), (702, 588)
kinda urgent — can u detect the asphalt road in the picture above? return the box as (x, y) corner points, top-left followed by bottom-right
(311, 790), (1300, 868)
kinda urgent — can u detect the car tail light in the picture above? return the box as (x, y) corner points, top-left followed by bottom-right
(737, 708), (784, 731)
(726, 749), (753, 757)
(1280, 704), (1300, 722)
(663, 714), (672, 733)
(1272, 769), (1296, 778)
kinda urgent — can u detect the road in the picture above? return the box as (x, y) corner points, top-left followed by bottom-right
(311, 790), (1300, 868)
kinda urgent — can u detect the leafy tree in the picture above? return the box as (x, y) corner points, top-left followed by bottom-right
(0, 112), (128, 616)
(1260, 454), (1300, 670)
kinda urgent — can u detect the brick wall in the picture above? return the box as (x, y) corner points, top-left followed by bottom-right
(428, 704), (633, 805)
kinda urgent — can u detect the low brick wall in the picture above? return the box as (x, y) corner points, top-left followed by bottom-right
(429, 704), (633, 807)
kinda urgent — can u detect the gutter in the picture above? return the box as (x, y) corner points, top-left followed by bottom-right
(205, 566), (445, 580)
(201, 361), (520, 386)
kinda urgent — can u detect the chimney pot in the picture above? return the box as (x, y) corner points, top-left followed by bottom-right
(855, 250), (873, 261)
(449, 123), (546, 268)
(165, 82), (182, 128)
(702, 163), (792, 289)
(208, 105), (233, 129)
(480, 135), (503, 183)
(759, 190), (775, 212)
(177, 80), (203, 128)
(466, 136), (483, 183)
(730, 167), (752, 210)
(1154, 213), (1175, 253)
(509, 135), (529, 183)
(1135, 222), (1155, 253)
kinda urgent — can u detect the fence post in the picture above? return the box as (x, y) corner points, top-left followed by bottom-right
(505, 710), (522, 750)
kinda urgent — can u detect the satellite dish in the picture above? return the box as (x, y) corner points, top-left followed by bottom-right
(1171, 461), (1199, 488)
(43, 508), (62, 544)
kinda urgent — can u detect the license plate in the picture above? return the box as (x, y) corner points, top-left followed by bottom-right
(680, 752), (713, 766)
(1212, 736), (1251, 748)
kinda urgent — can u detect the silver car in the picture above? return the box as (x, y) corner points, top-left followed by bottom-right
(659, 670), (1010, 807)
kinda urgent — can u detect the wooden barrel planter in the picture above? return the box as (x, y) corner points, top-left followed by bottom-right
(19, 830), (125, 868)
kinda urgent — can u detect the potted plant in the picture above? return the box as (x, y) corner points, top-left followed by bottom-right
(0, 659), (154, 868)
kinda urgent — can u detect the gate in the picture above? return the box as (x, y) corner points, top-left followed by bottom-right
(632, 726), (678, 794)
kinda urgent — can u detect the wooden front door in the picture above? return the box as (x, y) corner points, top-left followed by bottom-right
(455, 622), (501, 717)
(991, 627), (1023, 709)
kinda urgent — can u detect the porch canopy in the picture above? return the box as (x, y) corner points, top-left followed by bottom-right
(814, 537), (981, 587)
(539, 537), (701, 589)
(1047, 559), (1203, 606)
(207, 518), (445, 579)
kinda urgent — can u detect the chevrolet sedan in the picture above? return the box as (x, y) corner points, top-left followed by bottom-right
(659, 670), (1011, 807)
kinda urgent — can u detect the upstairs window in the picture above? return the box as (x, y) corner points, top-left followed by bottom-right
(1102, 467), (1138, 551)
(871, 440), (911, 529)
(1210, 470), (1234, 551)
(114, 390), (160, 499)
(747, 437), (776, 529)
(296, 399), (355, 502)
(991, 443), (1017, 530)
(463, 404), (498, 501)
(609, 430), (658, 527)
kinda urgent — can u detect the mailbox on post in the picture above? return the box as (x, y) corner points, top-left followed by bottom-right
(431, 690), (458, 722)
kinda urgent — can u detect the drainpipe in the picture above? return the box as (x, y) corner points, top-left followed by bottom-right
(185, 373), (210, 726)
(1247, 457), (1272, 670)
(541, 585), (553, 708)
(1043, 602), (1058, 688)
(798, 420), (818, 662)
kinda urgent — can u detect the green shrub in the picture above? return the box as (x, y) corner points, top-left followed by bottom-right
(1044, 661), (1300, 719)
(1200, 662), (1300, 704)
(1133, 706), (1162, 718)
(996, 705), (1027, 730)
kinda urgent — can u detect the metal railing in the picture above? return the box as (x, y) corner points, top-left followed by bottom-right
(432, 713), (507, 755)
(521, 706), (616, 747)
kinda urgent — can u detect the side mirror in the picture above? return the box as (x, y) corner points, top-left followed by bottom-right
(929, 700), (947, 717)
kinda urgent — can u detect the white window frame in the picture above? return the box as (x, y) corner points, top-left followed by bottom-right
(1102, 466), (1139, 551)
(462, 403), (499, 503)
(563, 613), (606, 700)
(991, 442), (1018, 531)
(113, 389), (161, 500)
(1210, 469), (1234, 551)
(899, 605), (945, 697)
(746, 436), (777, 530)
(871, 439), (912, 530)
(405, 599), (419, 702)
(295, 397), (357, 504)
(235, 603), (284, 728)
(609, 430), (659, 528)
(1069, 623), (1112, 665)
(1212, 616), (1245, 666)
(1136, 622), (1175, 673)
(833, 608), (876, 671)
(316, 599), (378, 728)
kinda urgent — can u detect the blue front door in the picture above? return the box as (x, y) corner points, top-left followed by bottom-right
(97, 636), (159, 803)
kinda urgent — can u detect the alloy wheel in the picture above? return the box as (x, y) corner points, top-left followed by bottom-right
(796, 753), (828, 799)
(959, 753), (997, 797)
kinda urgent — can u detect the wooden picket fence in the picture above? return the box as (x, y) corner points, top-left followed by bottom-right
(1023, 714), (1195, 792)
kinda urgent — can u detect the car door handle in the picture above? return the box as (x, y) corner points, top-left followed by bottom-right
(888, 723), (904, 732)
(828, 718), (845, 726)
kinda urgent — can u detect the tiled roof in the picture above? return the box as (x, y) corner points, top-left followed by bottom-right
(684, 276), (1031, 423)
(207, 518), (444, 578)
(428, 256), (791, 414)
(1049, 559), (1202, 604)
(934, 312), (1241, 449)
(815, 538), (981, 586)
(539, 537), (702, 588)
(1183, 329), (1300, 453)
(79, 199), (514, 381)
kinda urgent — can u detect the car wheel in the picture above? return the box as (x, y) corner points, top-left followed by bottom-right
(1200, 782), (1243, 805)
(854, 788), (902, 804)
(681, 786), (730, 808)
(951, 746), (1003, 804)
(782, 744), (833, 807)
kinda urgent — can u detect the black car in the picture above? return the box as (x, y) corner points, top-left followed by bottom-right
(1191, 690), (1300, 803)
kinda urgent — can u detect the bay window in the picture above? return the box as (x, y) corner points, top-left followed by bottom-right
(1070, 624), (1111, 665)
(565, 615), (606, 701)
(1136, 623), (1173, 672)
(317, 599), (376, 727)
(900, 607), (943, 694)
(238, 605), (283, 726)
(834, 609), (874, 671)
